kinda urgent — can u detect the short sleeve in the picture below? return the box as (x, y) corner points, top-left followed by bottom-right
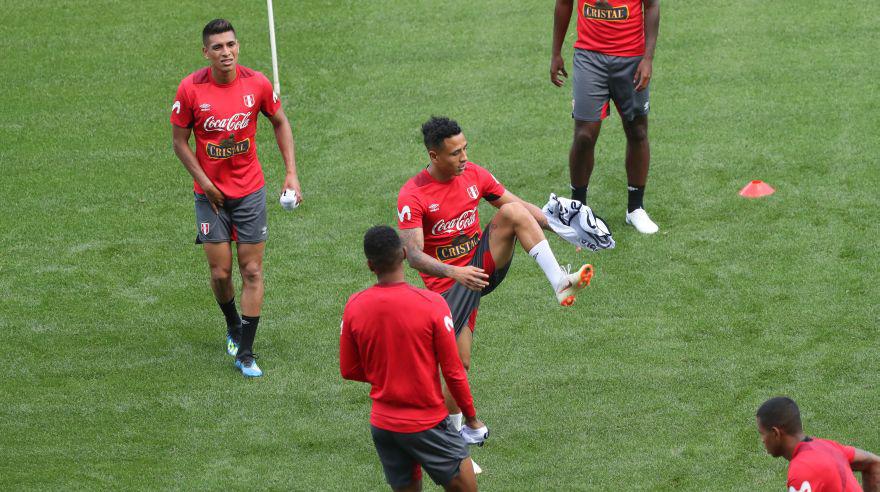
(828, 440), (856, 463)
(476, 164), (505, 200)
(170, 81), (194, 128)
(397, 188), (424, 229)
(259, 74), (281, 117)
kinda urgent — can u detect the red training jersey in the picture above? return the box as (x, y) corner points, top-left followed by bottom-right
(575, 0), (645, 57)
(397, 163), (506, 293)
(170, 65), (281, 199)
(340, 282), (476, 433)
(788, 438), (861, 492)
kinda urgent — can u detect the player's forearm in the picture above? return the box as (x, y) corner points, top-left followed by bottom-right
(173, 140), (214, 190)
(643, 0), (660, 60)
(552, 0), (574, 56)
(405, 247), (455, 279)
(860, 463), (880, 492)
(273, 119), (298, 178)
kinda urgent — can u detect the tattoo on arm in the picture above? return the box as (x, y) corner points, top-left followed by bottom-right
(398, 228), (454, 278)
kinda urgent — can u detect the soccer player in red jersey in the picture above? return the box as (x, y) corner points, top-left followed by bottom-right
(757, 397), (880, 492)
(171, 19), (303, 377)
(397, 117), (594, 470)
(341, 226), (486, 491)
(551, 0), (661, 234)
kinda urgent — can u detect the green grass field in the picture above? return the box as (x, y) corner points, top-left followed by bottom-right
(3, 0), (878, 489)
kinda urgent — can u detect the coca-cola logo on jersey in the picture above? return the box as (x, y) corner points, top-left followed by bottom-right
(203, 112), (252, 133)
(431, 207), (478, 236)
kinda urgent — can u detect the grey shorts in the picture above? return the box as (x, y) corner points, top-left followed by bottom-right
(371, 417), (469, 488)
(194, 186), (267, 244)
(441, 224), (512, 337)
(572, 48), (650, 122)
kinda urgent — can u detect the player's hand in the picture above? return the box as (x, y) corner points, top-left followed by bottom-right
(464, 416), (485, 430)
(453, 266), (489, 292)
(460, 417), (489, 446)
(550, 54), (568, 87)
(204, 184), (225, 214)
(282, 174), (303, 205)
(633, 57), (652, 92)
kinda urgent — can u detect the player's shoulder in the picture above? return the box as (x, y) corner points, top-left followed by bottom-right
(344, 288), (372, 311)
(400, 284), (445, 306)
(399, 170), (431, 199)
(180, 67), (212, 86)
(236, 65), (264, 80)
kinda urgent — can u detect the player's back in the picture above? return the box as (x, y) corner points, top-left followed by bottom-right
(343, 282), (451, 430)
(788, 438), (861, 492)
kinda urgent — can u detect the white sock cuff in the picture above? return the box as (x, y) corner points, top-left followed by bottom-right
(449, 412), (464, 431)
(528, 239), (550, 258)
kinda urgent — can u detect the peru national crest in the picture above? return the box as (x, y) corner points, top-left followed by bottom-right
(243, 94), (255, 108)
(200, 222), (210, 236)
(466, 185), (479, 200)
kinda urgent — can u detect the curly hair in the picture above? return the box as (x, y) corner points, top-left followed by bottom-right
(421, 116), (462, 151)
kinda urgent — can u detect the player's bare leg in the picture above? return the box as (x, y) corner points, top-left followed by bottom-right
(204, 242), (243, 356)
(234, 241), (265, 377)
(622, 115), (649, 187)
(203, 242), (234, 303)
(490, 202), (592, 306)
(444, 457), (478, 492)
(236, 242), (265, 317)
(621, 115), (658, 233)
(569, 119), (602, 203)
(444, 328), (473, 411)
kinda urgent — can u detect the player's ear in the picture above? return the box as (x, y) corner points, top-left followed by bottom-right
(202, 46), (209, 59)
(400, 246), (407, 261)
(427, 148), (438, 163)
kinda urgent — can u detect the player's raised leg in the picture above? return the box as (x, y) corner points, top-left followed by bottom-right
(235, 241), (265, 377)
(203, 242), (243, 356)
(487, 200), (592, 306)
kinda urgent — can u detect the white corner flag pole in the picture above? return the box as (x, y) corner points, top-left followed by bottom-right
(267, 0), (281, 95)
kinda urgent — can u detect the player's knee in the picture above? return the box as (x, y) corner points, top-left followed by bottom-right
(624, 121), (648, 142)
(573, 125), (599, 148)
(209, 265), (232, 283)
(498, 202), (529, 223)
(239, 262), (263, 285)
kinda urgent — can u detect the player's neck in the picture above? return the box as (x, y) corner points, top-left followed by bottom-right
(427, 165), (455, 183)
(376, 269), (405, 285)
(782, 433), (808, 461)
(211, 66), (238, 85)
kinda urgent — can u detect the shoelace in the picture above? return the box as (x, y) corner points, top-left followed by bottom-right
(238, 353), (259, 366)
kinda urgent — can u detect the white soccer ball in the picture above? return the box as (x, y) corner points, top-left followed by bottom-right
(279, 188), (299, 210)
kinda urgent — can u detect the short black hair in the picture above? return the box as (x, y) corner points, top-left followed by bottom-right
(757, 397), (802, 434)
(203, 19), (236, 46)
(421, 116), (462, 151)
(363, 225), (403, 274)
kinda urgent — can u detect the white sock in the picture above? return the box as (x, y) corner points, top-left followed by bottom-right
(449, 412), (463, 431)
(529, 240), (566, 291)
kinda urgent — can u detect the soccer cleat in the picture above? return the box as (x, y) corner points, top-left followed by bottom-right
(625, 208), (659, 234)
(226, 334), (239, 357)
(234, 353), (263, 378)
(555, 264), (594, 307)
(460, 424), (489, 446)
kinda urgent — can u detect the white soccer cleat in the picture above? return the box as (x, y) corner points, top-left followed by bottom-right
(625, 208), (659, 234)
(555, 264), (594, 307)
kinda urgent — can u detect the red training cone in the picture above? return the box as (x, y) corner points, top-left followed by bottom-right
(739, 180), (775, 198)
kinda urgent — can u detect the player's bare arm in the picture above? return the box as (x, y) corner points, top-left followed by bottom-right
(398, 227), (489, 291)
(172, 124), (224, 213)
(267, 107), (303, 203)
(634, 0), (660, 92)
(550, 0), (574, 86)
(489, 191), (550, 230)
(852, 448), (880, 492)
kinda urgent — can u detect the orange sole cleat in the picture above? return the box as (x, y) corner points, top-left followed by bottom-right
(556, 264), (594, 306)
